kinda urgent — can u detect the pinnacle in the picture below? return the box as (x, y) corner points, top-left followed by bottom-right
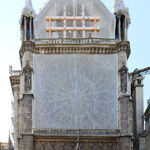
(25, 0), (33, 11)
(22, 0), (35, 16)
(113, 0), (127, 13)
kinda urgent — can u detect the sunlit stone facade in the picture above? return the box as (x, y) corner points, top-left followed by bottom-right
(9, 0), (150, 150)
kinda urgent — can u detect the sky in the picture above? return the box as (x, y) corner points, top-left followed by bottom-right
(0, 0), (150, 142)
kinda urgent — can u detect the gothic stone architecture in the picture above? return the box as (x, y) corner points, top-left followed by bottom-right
(9, 0), (150, 150)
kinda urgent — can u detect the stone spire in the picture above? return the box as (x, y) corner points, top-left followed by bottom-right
(113, 0), (127, 13)
(22, 0), (35, 16)
(25, 0), (33, 10)
(20, 0), (35, 41)
(113, 0), (131, 41)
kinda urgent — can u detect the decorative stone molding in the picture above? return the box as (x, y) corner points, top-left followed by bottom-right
(20, 41), (35, 59)
(33, 129), (121, 136)
(19, 38), (130, 58)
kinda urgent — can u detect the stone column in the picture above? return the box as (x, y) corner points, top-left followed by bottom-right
(118, 16), (121, 41)
(24, 17), (27, 41)
(124, 16), (127, 41)
(135, 76), (144, 134)
(19, 94), (33, 134)
(24, 94), (33, 133)
(63, 6), (66, 38)
(119, 95), (132, 132)
(82, 4), (85, 38)
(73, 0), (76, 38)
(30, 17), (32, 40)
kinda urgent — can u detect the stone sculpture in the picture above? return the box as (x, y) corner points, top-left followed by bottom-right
(121, 70), (127, 93)
(24, 67), (32, 92)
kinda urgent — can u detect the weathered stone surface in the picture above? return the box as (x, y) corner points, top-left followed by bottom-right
(19, 95), (33, 133)
(119, 137), (131, 150)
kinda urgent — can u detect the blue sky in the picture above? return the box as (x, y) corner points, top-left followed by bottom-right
(0, 0), (149, 142)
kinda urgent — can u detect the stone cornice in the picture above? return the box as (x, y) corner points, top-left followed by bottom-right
(20, 39), (130, 59)
(9, 70), (22, 95)
(139, 129), (150, 137)
(33, 129), (121, 137)
(118, 93), (130, 99)
(33, 129), (133, 138)
(34, 136), (119, 143)
(18, 93), (34, 103)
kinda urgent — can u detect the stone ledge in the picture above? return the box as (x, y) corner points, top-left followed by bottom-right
(19, 93), (34, 102)
(33, 129), (121, 136)
(19, 39), (130, 59)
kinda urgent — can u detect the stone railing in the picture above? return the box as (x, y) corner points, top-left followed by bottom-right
(9, 69), (22, 86)
(34, 38), (119, 45)
(9, 70), (22, 77)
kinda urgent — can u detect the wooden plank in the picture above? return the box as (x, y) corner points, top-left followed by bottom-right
(46, 27), (100, 32)
(46, 16), (100, 21)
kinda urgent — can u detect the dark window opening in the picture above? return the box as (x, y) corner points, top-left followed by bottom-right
(115, 18), (119, 39)
(121, 15), (125, 40)
(137, 79), (141, 85)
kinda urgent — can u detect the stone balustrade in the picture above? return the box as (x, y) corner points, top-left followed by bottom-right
(34, 38), (119, 45)
(10, 70), (22, 77)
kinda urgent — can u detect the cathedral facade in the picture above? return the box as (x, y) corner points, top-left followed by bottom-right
(9, 0), (150, 150)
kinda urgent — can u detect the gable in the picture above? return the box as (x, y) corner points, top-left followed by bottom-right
(34, 0), (115, 39)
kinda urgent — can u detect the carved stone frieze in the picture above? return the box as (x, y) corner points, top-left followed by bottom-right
(34, 136), (119, 150)
(19, 38), (130, 58)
